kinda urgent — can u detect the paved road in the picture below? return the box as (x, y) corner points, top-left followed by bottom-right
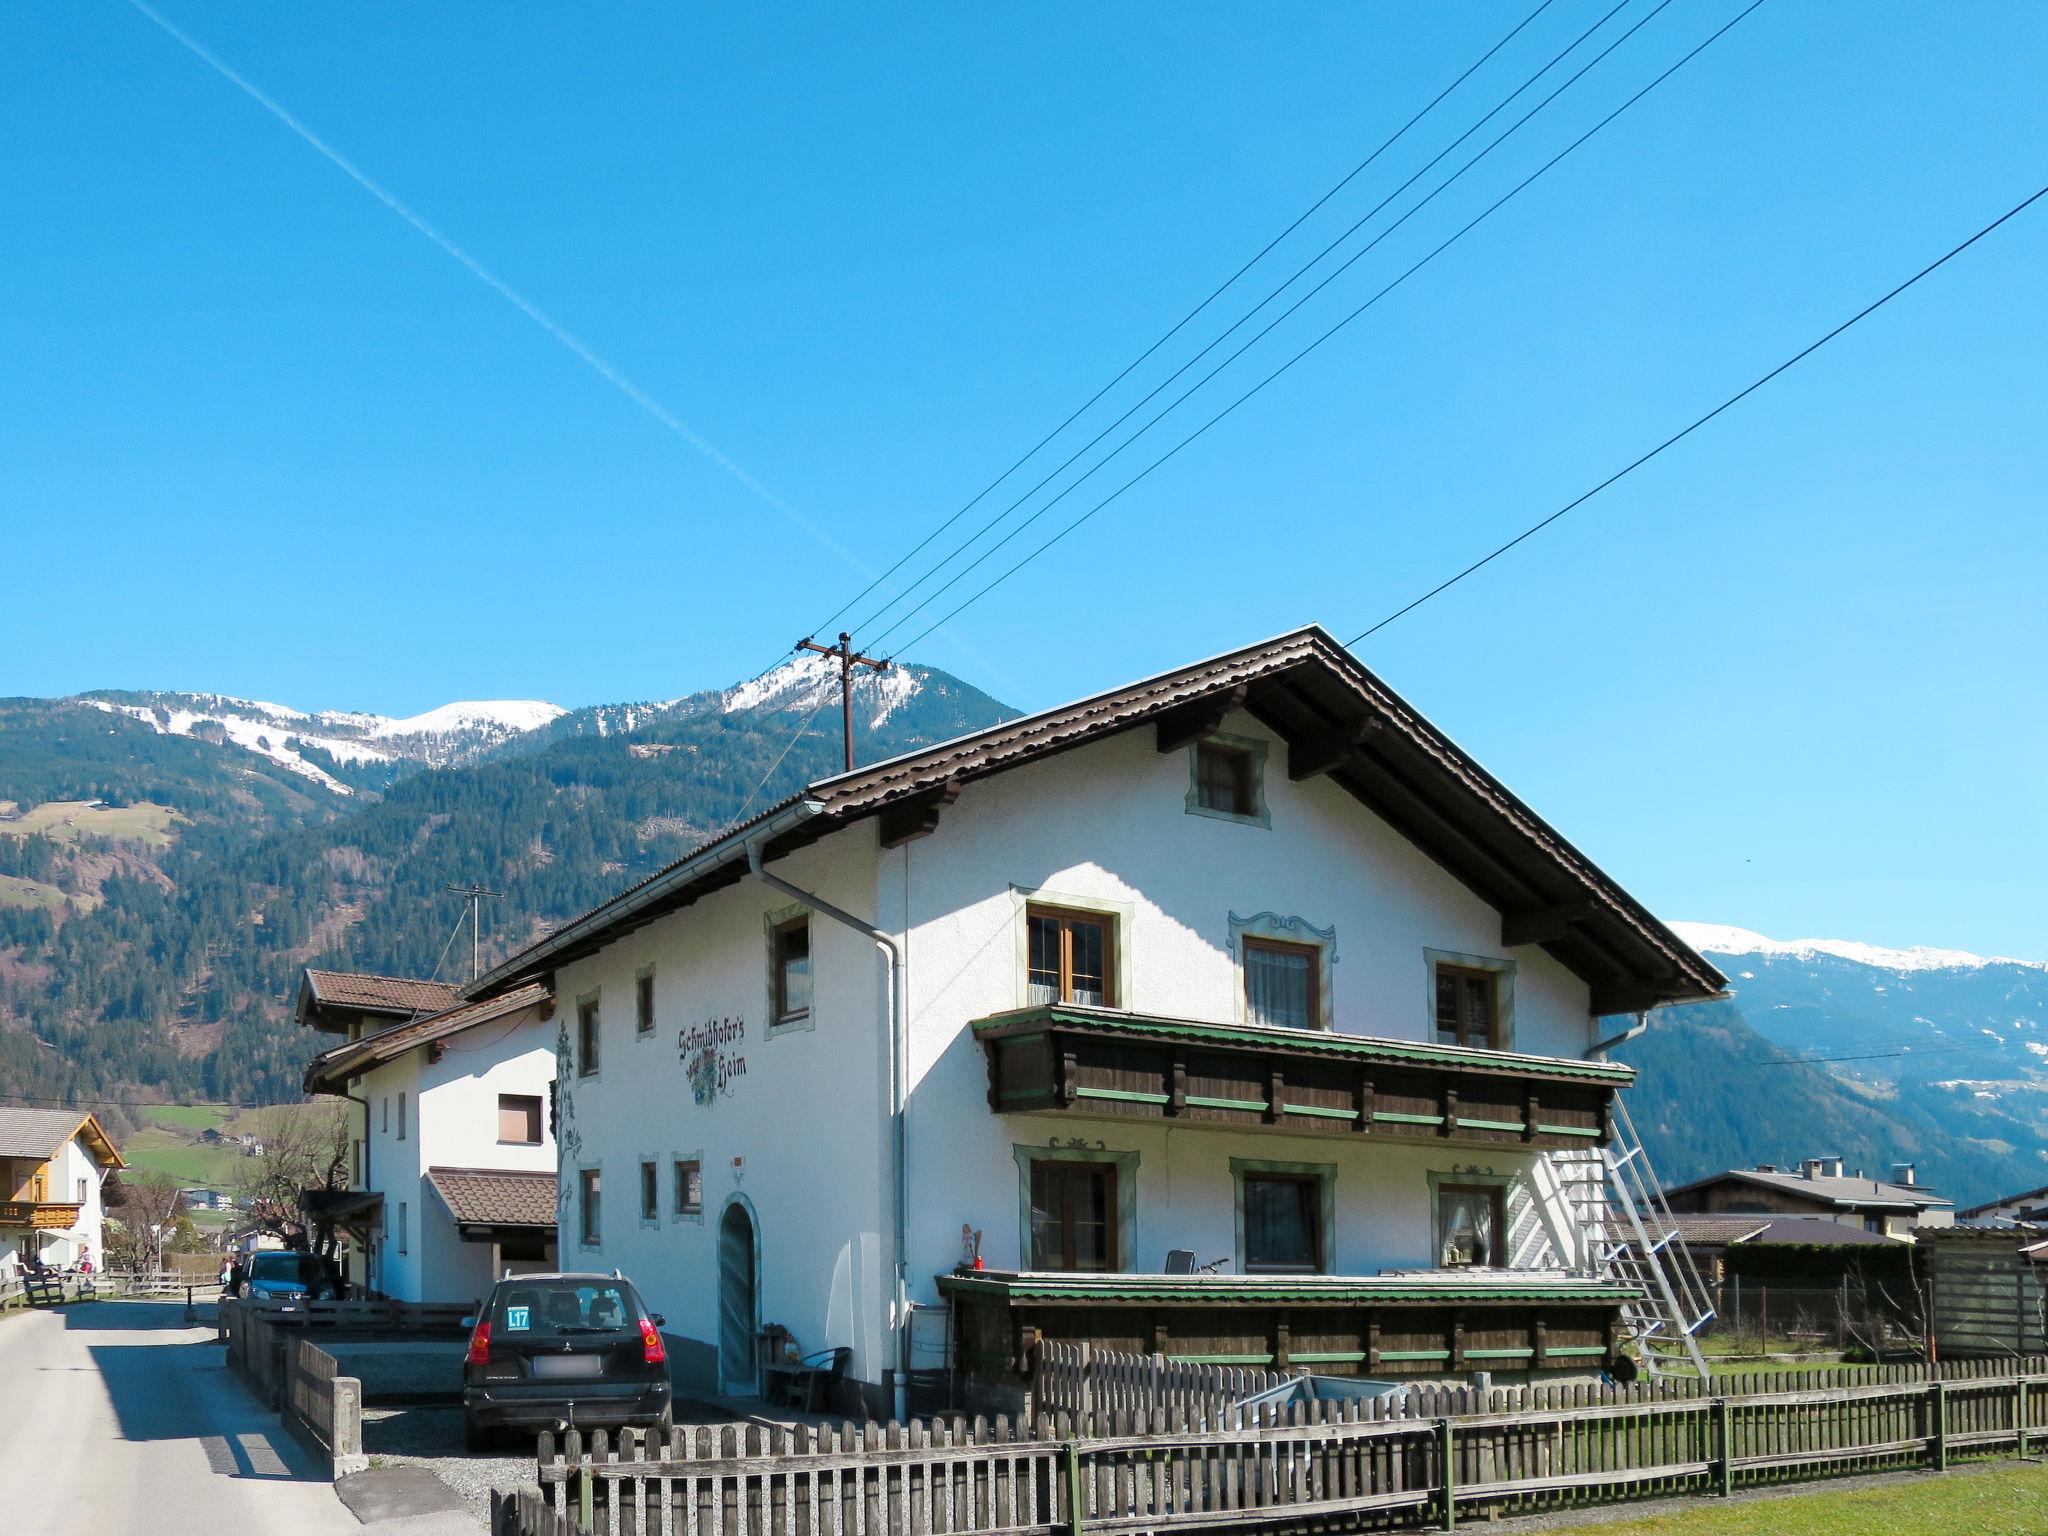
(0, 1299), (366, 1536)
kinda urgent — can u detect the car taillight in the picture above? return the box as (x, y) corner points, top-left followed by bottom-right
(639, 1317), (666, 1365)
(466, 1320), (492, 1365)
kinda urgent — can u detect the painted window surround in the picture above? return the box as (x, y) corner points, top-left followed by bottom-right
(1012, 1142), (1140, 1272)
(1228, 910), (1337, 1031)
(763, 900), (814, 1038)
(635, 964), (657, 1038)
(672, 1148), (704, 1224)
(638, 1155), (661, 1227)
(1184, 731), (1271, 829)
(1426, 1166), (1528, 1270)
(577, 989), (603, 1079)
(1229, 1156), (1337, 1275)
(1423, 948), (1516, 1050)
(578, 1163), (603, 1250)
(1009, 885), (1135, 1011)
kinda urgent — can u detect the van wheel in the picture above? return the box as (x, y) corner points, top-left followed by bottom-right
(464, 1416), (492, 1454)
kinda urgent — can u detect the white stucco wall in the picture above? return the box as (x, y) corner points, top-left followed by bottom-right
(347, 1009), (558, 1302)
(562, 706), (1607, 1394)
(550, 831), (892, 1395)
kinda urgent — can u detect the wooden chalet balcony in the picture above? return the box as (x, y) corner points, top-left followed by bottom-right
(0, 1200), (83, 1231)
(974, 1005), (1631, 1150)
(939, 1269), (1637, 1380)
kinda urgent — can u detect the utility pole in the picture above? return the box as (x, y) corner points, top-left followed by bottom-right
(445, 884), (502, 981)
(795, 632), (891, 772)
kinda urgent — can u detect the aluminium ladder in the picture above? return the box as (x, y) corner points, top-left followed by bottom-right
(1552, 1095), (1716, 1379)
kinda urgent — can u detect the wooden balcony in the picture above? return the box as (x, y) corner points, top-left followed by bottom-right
(940, 1269), (1636, 1381)
(0, 1200), (83, 1231)
(974, 1005), (1631, 1150)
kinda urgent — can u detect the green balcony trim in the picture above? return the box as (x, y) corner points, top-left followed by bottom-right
(1073, 1087), (1172, 1106)
(1464, 1348), (1537, 1359)
(1289, 1350), (1370, 1364)
(973, 1004), (1635, 1086)
(1535, 1125), (1602, 1138)
(1167, 1353), (1276, 1366)
(1373, 1112), (1446, 1127)
(935, 1273), (1642, 1307)
(1186, 1095), (1270, 1113)
(1282, 1104), (1361, 1122)
(997, 1089), (1054, 1103)
(1380, 1350), (1454, 1362)
(1544, 1345), (1611, 1357)
(1455, 1118), (1526, 1133)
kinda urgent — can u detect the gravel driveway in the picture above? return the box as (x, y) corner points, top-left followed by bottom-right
(361, 1404), (537, 1529)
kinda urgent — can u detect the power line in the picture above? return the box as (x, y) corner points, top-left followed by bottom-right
(1347, 176), (2048, 645)
(886, 0), (1768, 657)
(849, 0), (1645, 647)
(802, 0), (1563, 643)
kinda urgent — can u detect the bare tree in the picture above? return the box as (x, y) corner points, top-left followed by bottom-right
(237, 1103), (349, 1251)
(104, 1171), (201, 1271)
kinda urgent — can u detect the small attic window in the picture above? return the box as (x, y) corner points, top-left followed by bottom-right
(1186, 734), (1269, 827)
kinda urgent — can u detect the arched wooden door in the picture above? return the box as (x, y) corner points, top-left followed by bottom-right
(718, 1201), (758, 1395)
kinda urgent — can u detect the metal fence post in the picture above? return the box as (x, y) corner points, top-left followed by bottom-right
(1932, 1381), (1949, 1471)
(1439, 1417), (1457, 1532)
(1713, 1396), (1732, 1497)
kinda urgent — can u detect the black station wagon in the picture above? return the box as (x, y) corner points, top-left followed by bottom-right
(462, 1271), (672, 1450)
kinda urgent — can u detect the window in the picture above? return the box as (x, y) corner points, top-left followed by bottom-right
(1195, 741), (1255, 816)
(397, 1091), (407, 1141)
(1242, 1173), (1323, 1274)
(352, 1139), (362, 1187)
(771, 917), (812, 1024)
(674, 1159), (702, 1218)
(578, 996), (601, 1077)
(381, 1097), (389, 1134)
(497, 1094), (544, 1146)
(77, 1178), (89, 1205)
(635, 970), (656, 1036)
(398, 1201), (409, 1256)
(1864, 1215), (1886, 1235)
(1243, 937), (1319, 1031)
(1028, 1160), (1117, 1271)
(640, 1161), (658, 1222)
(579, 1168), (602, 1246)
(1436, 1184), (1504, 1268)
(1027, 906), (1115, 1007)
(1434, 964), (1500, 1050)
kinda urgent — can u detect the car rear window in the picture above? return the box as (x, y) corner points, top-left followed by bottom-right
(492, 1279), (639, 1338)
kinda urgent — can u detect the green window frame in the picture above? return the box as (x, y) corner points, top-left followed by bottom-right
(1230, 1158), (1336, 1276)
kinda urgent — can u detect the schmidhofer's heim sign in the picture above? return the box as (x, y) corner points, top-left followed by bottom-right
(679, 1016), (746, 1107)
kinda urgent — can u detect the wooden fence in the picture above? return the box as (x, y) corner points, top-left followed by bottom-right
(491, 1356), (2048, 1536)
(1032, 1342), (1290, 1420)
(287, 1338), (367, 1478)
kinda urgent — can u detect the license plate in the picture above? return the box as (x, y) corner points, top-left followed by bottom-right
(531, 1355), (604, 1379)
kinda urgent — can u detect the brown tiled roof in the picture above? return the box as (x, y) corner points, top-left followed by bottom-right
(1611, 1214), (1772, 1247)
(302, 969), (460, 1018)
(303, 983), (552, 1093)
(1664, 1167), (1953, 1213)
(469, 626), (1725, 1013)
(0, 1107), (124, 1167)
(427, 1166), (557, 1229)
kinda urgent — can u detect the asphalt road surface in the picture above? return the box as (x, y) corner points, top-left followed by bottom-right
(0, 1299), (367, 1536)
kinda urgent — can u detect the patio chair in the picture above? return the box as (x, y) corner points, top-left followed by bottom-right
(780, 1347), (853, 1412)
(1164, 1249), (1196, 1274)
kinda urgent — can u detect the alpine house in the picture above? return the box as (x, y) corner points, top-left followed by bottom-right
(465, 627), (1725, 1415)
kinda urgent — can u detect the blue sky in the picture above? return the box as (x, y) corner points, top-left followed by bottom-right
(4, 3), (2043, 956)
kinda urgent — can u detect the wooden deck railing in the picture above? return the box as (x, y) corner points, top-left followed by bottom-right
(491, 1356), (2048, 1536)
(1032, 1341), (1290, 1419)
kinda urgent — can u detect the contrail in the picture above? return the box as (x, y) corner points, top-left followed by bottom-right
(126, 0), (865, 573)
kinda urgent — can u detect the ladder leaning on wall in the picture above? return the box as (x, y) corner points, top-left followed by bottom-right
(1552, 1094), (1717, 1380)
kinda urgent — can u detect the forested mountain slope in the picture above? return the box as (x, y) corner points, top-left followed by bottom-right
(0, 661), (1013, 1108)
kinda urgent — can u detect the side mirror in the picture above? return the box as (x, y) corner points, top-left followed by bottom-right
(460, 1316), (476, 1329)
(650, 1314), (666, 1328)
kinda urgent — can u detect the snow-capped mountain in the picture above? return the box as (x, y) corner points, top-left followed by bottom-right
(1667, 918), (2048, 1107)
(82, 691), (567, 794)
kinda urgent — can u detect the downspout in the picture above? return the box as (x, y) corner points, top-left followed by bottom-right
(746, 829), (910, 1423)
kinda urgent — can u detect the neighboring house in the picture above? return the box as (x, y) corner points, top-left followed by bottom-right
(1662, 1158), (1954, 1237)
(1958, 1185), (2048, 1224)
(299, 974), (559, 1302)
(463, 627), (1725, 1412)
(0, 1108), (124, 1272)
(1920, 1225), (2048, 1358)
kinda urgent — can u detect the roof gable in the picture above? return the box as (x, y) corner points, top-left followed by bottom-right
(298, 969), (461, 1029)
(304, 983), (552, 1093)
(0, 1107), (123, 1167)
(470, 626), (1723, 1013)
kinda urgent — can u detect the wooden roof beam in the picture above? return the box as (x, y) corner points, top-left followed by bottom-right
(877, 780), (964, 849)
(1588, 977), (1689, 1018)
(1502, 900), (1598, 948)
(1287, 719), (1382, 781)
(1154, 686), (1248, 754)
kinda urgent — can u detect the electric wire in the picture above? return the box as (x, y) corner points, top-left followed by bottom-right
(884, 0), (1769, 658)
(802, 0), (1563, 642)
(1346, 176), (2048, 645)
(847, 0), (1646, 646)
